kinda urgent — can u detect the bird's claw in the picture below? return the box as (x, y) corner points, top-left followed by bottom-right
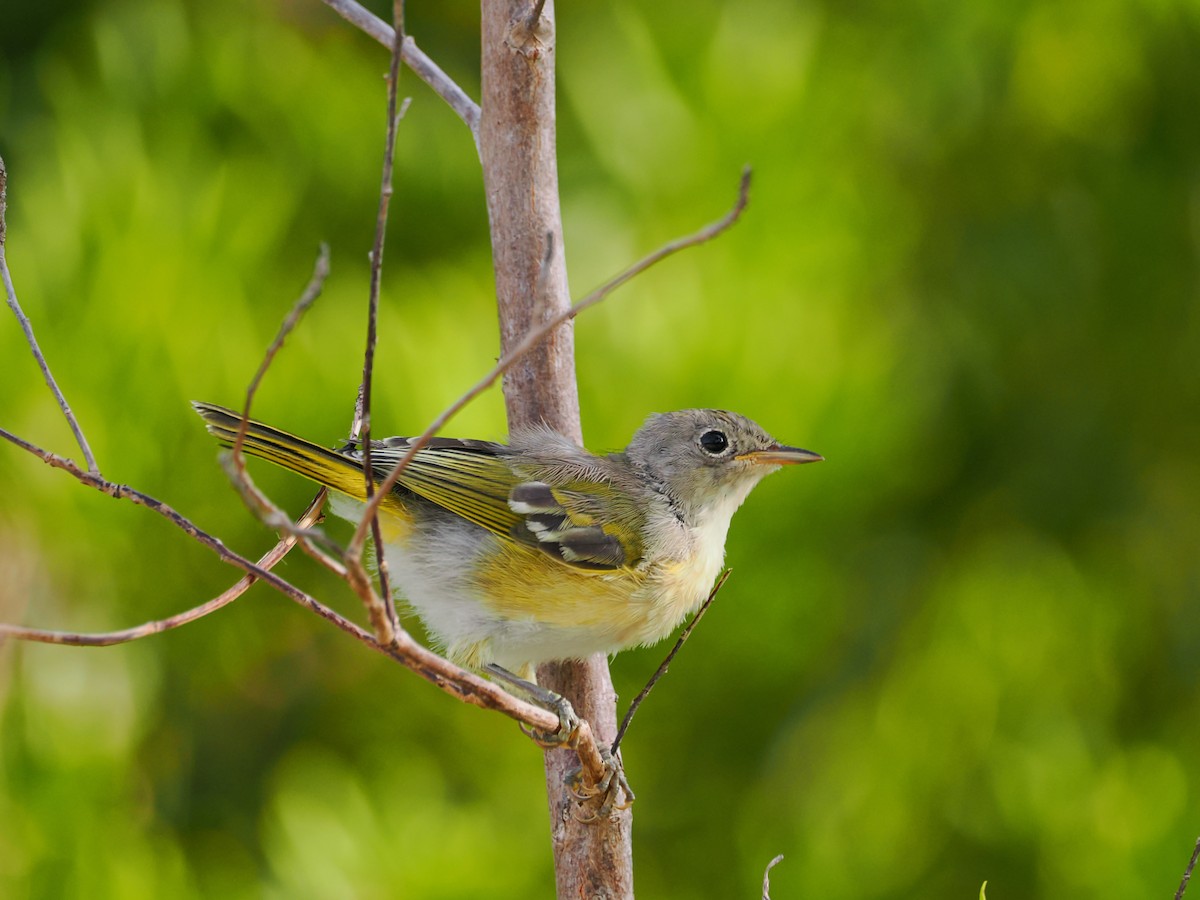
(567, 745), (635, 821)
(520, 695), (581, 748)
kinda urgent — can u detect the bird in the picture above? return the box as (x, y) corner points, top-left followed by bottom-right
(194, 402), (821, 680)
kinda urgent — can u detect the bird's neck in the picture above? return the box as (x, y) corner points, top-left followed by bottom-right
(673, 476), (761, 545)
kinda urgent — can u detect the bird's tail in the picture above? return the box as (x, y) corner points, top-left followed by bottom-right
(192, 401), (371, 501)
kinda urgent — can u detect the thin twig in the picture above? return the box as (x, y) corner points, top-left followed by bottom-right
(347, 167), (754, 556)
(762, 855), (784, 900)
(239, 243), (330, 419)
(1176, 836), (1200, 900)
(319, 0), (481, 147)
(0, 155), (100, 475)
(561, 164), (752, 317)
(0, 493), (326, 646)
(611, 569), (731, 755)
(219, 245), (346, 578)
(350, 2), (411, 642)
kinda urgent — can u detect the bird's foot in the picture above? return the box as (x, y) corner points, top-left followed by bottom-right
(566, 744), (635, 821)
(485, 663), (581, 747)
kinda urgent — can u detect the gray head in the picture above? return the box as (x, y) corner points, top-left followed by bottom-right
(625, 409), (822, 522)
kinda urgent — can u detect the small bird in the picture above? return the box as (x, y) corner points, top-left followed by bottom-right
(194, 403), (821, 679)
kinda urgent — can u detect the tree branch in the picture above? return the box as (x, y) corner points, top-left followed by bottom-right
(1176, 836), (1200, 900)
(319, 0), (481, 149)
(479, 0), (632, 890)
(240, 244), (331, 418)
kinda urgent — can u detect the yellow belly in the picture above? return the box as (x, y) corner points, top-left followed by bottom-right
(474, 540), (716, 650)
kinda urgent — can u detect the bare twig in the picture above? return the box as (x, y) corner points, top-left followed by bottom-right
(0, 155), (100, 475)
(217, 457), (348, 581)
(1176, 836), (1200, 900)
(611, 569), (731, 755)
(217, 245), (347, 578)
(348, 167), (754, 555)
(0, 493), (326, 646)
(319, 0), (481, 147)
(238, 243), (330, 422)
(568, 165), (752, 322)
(349, 2), (412, 642)
(379, 639), (560, 732)
(762, 855), (784, 900)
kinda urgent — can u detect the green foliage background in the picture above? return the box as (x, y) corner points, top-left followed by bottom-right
(2, 1), (1199, 897)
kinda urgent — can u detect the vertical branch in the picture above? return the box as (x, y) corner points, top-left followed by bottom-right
(480, 1), (580, 437)
(479, 2), (633, 897)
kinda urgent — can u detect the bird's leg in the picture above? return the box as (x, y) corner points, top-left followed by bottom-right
(485, 663), (581, 747)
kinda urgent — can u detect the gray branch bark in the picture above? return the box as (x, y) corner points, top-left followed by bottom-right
(479, 2), (635, 896)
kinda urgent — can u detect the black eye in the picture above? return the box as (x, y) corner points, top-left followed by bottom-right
(698, 430), (729, 455)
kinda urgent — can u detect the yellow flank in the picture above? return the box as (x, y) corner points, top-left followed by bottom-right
(374, 504), (414, 546)
(473, 540), (707, 649)
(475, 542), (632, 628)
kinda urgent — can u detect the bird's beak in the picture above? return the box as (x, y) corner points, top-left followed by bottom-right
(737, 444), (824, 466)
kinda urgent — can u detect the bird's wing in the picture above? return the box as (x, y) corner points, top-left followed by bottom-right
(505, 479), (644, 571)
(367, 437), (522, 538)
(367, 439), (642, 572)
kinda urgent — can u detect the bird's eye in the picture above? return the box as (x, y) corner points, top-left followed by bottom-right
(698, 430), (729, 455)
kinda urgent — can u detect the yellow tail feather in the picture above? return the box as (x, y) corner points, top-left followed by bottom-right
(192, 402), (371, 501)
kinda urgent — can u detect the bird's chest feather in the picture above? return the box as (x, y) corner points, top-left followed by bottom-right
(631, 517), (729, 643)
